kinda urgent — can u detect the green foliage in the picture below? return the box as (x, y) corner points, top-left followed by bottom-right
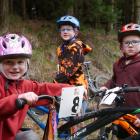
(100, 5), (115, 22)
(0, 0), (135, 31)
(91, 33), (120, 74)
(78, 26), (120, 74)
(34, 0), (74, 20)
(75, 0), (102, 25)
(75, 0), (119, 28)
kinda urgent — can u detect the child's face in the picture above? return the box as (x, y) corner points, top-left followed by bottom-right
(1, 58), (27, 80)
(59, 25), (77, 41)
(121, 35), (140, 57)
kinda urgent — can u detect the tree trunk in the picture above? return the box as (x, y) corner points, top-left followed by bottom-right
(9, 0), (13, 14)
(22, 0), (27, 19)
(104, 0), (114, 35)
(0, 0), (9, 27)
(135, 0), (140, 24)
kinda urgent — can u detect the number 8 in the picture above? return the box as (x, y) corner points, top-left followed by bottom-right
(71, 96), (80, 113)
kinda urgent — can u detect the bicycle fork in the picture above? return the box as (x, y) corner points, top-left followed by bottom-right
(43, 104), (58, 140)
(112, 114), (139, 136)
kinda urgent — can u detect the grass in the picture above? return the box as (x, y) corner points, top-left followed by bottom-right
(0, 15), (120, 82)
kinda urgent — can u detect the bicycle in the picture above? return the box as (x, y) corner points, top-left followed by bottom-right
(27, 106), (49, 130)
(83, 61), (109, 111)
(16, 85), (140, 140)
(97, 85), (140, 140)
(83, 61), (109, 93)
(25, 61), (109, 132)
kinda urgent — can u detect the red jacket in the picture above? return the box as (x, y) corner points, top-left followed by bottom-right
(105, 55), (140, 108)
(0, 74), (69, 140)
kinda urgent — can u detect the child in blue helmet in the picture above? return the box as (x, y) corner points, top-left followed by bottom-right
(55, 15), (92, 97)
(55, 15), (92, 110)
(54, 15), (92, 139)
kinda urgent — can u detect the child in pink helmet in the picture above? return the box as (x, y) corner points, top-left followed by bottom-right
(0, 33), (71, 140)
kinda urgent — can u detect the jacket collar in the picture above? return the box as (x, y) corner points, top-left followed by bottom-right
(118, 54), (140, 67)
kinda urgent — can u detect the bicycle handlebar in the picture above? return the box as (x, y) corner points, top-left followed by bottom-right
(83, 61), (92, 69)
(15, 86), (140, 109)
(93, 86), (140, 96)
(16, 95), (59, 109)
(119, 86), (140, 93)
(83, 61), (91, 65)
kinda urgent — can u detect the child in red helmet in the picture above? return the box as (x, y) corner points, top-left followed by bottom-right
(0, 33), (71, 140)
(100, 23), (140, 139)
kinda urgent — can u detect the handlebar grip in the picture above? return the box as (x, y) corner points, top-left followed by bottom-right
(16, 98), (27, 109)
(123, 87), (140, 93)
(94, 90), (105, 96)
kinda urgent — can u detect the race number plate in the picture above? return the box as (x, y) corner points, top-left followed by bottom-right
(99, 87), (120, 105)
(58, 86), (84, 118)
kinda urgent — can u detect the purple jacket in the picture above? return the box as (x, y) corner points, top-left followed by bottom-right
(105, 55), (140, 108)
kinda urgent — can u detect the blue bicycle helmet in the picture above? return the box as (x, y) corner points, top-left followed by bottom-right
(57, 15), (80, 29)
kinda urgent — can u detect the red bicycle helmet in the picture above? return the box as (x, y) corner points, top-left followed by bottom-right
(118, 23), (140, 42)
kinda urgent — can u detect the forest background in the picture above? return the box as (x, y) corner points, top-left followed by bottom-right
(0, 0), (140, 82)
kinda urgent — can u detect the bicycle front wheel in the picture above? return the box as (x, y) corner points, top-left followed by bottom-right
(94, 75), (109, 89)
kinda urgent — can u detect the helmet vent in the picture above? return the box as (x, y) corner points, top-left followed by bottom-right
(21, 41), (25, 48)
(127, 25), (131, 29)
(11, 36), (15, 39)
(2, 41), (7, 49)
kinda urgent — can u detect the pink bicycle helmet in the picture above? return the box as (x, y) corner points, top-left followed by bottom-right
(118, 23), (140, 42)
(0, 33), (32, 60)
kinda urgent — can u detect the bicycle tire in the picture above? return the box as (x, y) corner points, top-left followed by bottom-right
(95, 74), (109, 89)
(123, 133), (140, 140)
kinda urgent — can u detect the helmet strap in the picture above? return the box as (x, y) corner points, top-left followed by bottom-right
(124, 52), (140, 60)
(63, 36), (76, 45)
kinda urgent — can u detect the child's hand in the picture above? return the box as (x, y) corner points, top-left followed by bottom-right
(134, 118), (140, 127)
(100, 86), (108, 91)
(18, 92), (38, 105)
